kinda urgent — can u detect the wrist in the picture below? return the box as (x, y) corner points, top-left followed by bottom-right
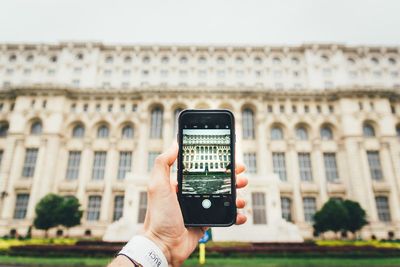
(118, 235), (169, 267)
(143, 231), (172, 265)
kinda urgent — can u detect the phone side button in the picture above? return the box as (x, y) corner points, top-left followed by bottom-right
(202, 199), (212, 209)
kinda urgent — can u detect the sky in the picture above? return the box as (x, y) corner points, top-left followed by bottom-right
(0, 0), (399, 46)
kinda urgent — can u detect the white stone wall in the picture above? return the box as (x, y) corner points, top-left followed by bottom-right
(0, 43), (398, 240)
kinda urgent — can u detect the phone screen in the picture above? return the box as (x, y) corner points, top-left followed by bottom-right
(182, 129), (232, 195)
(178, 110), (236, 226)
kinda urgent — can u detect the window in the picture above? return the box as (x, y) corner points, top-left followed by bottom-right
(65, 151), (81, 180)
(243, 153), (257, 174)
(13, 194), (29, 219)
(113, 195), (124, 221)
(138, 191), (147, 223)
(87, 196), (101, 221)
(323, 153), (339, 182)
(92, 151), (107, 180)
(72, 124), (85, 138)
(363, 123), (375, 137)
(298, 152), (313, 181)
(303, 197), (316, 223)
(22, 148), (38, 177)
(142, 56), (150, 64)
(97, 125), (109, 138)
(148, 152), (160, 172)
(320, 126), (333, 140)
(281, 197), (292, 221)
(271, 126), (283, 140)
(124, 56), (132, 63)
(150, 107), (163, 138)
(367, 151), (383, 181)
(388, 57), (397, 65)
(161, 56), (169, 64)
(371, 57), (379, 65)
(242, 108), (255, 139)
(117, 152), (132, 180)
(179, 56), (188, 64)
(216, 56), (225, 64)
(0, 122), (9, 137)
(252, 192), (267, 224)
(296, 126), (308, 140)
(105, 56), (113, 63)
(198, 56), (206, 64)
(0, 150), (3, 168)
(375, 196), (391, 222)
(30, 121), (42, 135)
(174, 108), (183, 134)
(254, 57), (262, 64)
(121, 125), (134, 139)
(396, 125), (400, 137)
(76, 53), (84, 60)
(272, 152), (287, 181)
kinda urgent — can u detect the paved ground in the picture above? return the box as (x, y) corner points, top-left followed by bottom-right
(182, 172), (231, 194)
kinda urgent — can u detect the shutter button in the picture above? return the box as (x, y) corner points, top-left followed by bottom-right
(202, 199), (212, 209)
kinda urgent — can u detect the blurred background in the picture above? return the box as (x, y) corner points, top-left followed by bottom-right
(0, 0), (400, 266)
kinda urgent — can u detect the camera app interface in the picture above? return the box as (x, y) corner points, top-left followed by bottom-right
(181, 129), (232, 195)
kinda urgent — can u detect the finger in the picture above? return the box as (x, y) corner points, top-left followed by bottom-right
(235, 213), (247, 225)
(149, 142), (178, 190)
(155, 142), (179, 168)
(236, 198), (246, 209)
(235, 162), (245, 174)
(188, 227), (206, 241)
(236, 176), (248, 189)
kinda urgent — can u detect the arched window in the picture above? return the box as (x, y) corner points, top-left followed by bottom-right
(295, 125), (308, 140)
(271, 126), (284, 140)
(242, 108), (255, 139)
(30, 121), (42, 135)
(122, 125), (134, 139)
(320, 125), (333, 140)
(0, 122), (9, 137)
(174, 108), (183, 134)
(363, 122), (375, 137)
(97, 125), (109, 138)
(150, 107), (163, 138)
(396, 124), (400, 138)
(72, 124), (85, 138)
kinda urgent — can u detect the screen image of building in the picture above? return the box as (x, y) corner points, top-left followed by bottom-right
(0, 42), (399, 240)
(182, 129), (231, 194)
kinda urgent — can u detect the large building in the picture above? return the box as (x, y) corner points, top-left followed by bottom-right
(0, 42), (399, 240)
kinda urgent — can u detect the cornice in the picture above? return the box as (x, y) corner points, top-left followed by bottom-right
(0, 84), (399, 100)
(1, 42), (399, 54)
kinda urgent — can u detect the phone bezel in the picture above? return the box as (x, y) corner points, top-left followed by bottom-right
(177, 109), (236, 227)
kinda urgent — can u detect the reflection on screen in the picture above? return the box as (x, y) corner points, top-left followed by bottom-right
(182, 129), (231, 195)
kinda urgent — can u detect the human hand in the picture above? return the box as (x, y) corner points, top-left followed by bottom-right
(143, 142), (248, 267)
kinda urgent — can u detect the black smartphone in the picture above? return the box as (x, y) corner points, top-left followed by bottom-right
(177, 109), (236, 227)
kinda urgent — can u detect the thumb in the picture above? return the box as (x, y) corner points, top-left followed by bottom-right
(149, 142), (178, 190)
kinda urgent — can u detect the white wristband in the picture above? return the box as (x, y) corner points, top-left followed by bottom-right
(118, 235), (168, 267)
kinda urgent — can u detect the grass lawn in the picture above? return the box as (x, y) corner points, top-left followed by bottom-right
(0, 255), (400, 267)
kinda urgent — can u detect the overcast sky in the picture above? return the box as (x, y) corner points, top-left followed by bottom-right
(0, 0), (399, 46)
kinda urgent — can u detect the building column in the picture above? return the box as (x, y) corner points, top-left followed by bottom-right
(313, 142), (328, 203)
(26, 138), (48, 219)
(101, 141), (118, 222)
(0, 137), (24, 220)
(287, 141), (303, 223)
(380, 141), (400, 223)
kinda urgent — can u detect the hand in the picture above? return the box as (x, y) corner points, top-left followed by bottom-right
(143, 142), (248, 267)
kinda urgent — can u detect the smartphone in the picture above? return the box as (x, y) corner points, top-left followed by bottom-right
(177, 109), (236, 227)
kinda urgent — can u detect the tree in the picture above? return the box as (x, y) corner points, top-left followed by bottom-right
(58, 196), (83, 236)
(313, 198), (349, 237)
(342, 199), (368, 235)
(33, 194), (63, 237)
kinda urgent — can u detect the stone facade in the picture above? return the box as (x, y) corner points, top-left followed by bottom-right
(0, 42), (399, 240)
